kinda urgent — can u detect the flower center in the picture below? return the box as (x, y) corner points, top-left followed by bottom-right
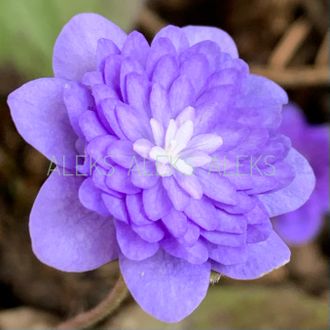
(133, 108), (224, 177)
(149, 119), (194, 176)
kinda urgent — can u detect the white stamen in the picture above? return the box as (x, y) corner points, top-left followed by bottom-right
(172, 120), (194, 154)
(165, 119), (177, 150)
(150, 118), (164, 146)
(149, 146), (169, 164)
(156, 162), (173, 177)
(134, 113), (223, 177)
(176, 106), (196, 126)
(174, 159), (194, 176)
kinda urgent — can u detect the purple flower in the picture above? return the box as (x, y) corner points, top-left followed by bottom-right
(273, 103), (329, 245)
(7, 14), (315, 323)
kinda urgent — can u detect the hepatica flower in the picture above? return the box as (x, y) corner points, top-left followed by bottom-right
(273, 103), (329, 245)
(8, 14), (316, 322)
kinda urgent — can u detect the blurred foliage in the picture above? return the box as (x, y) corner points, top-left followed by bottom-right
(0, 0), (143, 78)
(106, 285), (329, 329)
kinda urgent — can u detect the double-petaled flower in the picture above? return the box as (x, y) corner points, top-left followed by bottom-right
(8, 14), (315, 322)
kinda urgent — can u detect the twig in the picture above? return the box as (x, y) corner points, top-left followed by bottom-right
(268, 17), (311, 68)
(251, 65), (329, 88)
(315, 31), (329, 66)
(57, 275), (129, 330)
(301, 0), (328, 34)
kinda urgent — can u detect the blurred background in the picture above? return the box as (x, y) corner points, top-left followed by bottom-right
(0, 0), (329, 329)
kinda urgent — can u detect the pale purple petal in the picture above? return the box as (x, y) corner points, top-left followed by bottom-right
(174, 173), (203, 199)
(187, 134), (223, 153)
(119, 250), (210, 322)
(143, 181), (172, 220)
(180, 53), (210, 93)
(63, 82), (94, 137)
(153, 25), (189, 52)
(246, 202), (270, 225)
(162, 208), (188, 237)
(79, 178), (109, 216)
(146, 37), (176, 75)
(194, 85), (234, 134)
(79, 110), (107, 141)
(99, 100), (126, 139)
(209, 245), (247, 265)
(184, 197), (219, 231)
(115, 221), (159, 261)
(247, 222), (272, 244)
(280, 103), (306, 142)
(179, 40), (221, 71)
(106, 166), (141, 194)
(205, 68), (246, 88)
(133, 139), (153, 158)
(162, 239), (209, 264)
(224, 128), (268, 158)
(178, 221), (200, 246)
(215, 209), (247, 234)
(116, 103), (151, 141)
(196, 169), (238, 205)
(86, 135), (117, 169)
(213, 232), (290, 279)
(215, 192), (256, 214)
(92, 84), (118, 105)
(53, 13), (126, 80)
(96, 38), (120, 68)
(82, 71), (104, 86)
(102, 194), (129, 223)
(182, 151), (212, 167)
(259, 148), (315, 217)
(7, 78), (77, 168)
(108, 140), (135, 168)
(169, 76), (195, 117)
(126, 194), (154, 226)
(103, 55), (121, 94)
(273, 195), (324, 245)
(125, 73), (151, 118)
(122, 31), (149, 67)
(182, 26), (238, 58)
(132, 223), (165, 243)
(152, 55), (179, 90)
(201, 231), (246, 247)
(130, 161), (159, 189)
(236, 74), (288, 108)
(149, 83), (171, 127)
(30, 171), (117, 272)
(162, 176), (190, 211)
(92, 167), (122, 196)
(120, 57), (144, 98)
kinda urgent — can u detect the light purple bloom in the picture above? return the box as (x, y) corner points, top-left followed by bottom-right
(7, 14), (316, 323)
(273, 103), (329, 245)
